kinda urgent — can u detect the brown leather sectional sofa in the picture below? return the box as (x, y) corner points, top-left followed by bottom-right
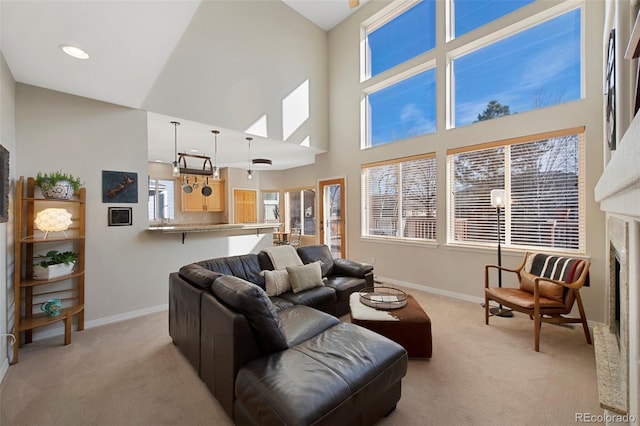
(169, 244), (408, 425)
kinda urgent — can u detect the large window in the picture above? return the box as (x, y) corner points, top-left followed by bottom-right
(362, 0), (436, 148)
(447, 128), (585, 252)
(452, 0), (535, 38)
(366, 67), (436, 146)
(362, 154), (437, 241)
(362, 1), (583, 145)
(366, 0), (435, 78)
(451, 7), (581, 127)
(148, 178), (175, 223)
(284, 189), (316, 236)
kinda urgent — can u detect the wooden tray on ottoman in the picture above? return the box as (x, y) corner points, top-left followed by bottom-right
(349, 292), (432, 358)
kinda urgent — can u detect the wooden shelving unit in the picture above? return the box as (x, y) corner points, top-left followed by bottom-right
(12, 176), (86, 364)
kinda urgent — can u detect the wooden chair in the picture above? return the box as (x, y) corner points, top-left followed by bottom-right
(288, 228), (301, 247)
(272, 228), (283, 246)
(484, 252), (592, 352)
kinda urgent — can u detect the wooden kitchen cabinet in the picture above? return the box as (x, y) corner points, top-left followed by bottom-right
(180, 176), (225, 212)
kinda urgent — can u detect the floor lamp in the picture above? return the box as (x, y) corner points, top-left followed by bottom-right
(490, 189), (513, 317)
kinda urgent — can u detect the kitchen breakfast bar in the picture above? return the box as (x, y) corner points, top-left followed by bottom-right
(147, 223), (278, 244)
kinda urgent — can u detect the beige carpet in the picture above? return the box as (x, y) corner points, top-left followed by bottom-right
(0, 289), (603, 426)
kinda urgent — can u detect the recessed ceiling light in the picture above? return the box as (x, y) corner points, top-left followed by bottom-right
(61, 45), (90, 59)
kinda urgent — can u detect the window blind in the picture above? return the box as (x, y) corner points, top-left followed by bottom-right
(362, 153), (437, 241)
(447, 127), (585, 252)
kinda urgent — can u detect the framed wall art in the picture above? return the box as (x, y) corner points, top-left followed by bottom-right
(102, 170), (138, 203)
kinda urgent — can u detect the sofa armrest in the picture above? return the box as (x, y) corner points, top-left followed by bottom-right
(200, 291), (262, 420)
(333, 258), (373, 279)
(179, 263), (223, 290)
(169, 272), (204, 373)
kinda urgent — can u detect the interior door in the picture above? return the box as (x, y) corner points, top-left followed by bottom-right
(319, 178), (345, 258)
(234, 189), (257, 223)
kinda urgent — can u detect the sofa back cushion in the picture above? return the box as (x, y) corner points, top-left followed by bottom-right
(178, 263), (224, 290)
(297, 245), (334, 277)
(210, 275), (288, 354)
(197, 254), (265, 289)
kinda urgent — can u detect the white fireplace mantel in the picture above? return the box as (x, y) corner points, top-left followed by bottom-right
(595, 113), (640, 217)
(594, 111), (640, 419)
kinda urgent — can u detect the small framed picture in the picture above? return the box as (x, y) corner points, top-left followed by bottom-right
(108, 207), (132, 226)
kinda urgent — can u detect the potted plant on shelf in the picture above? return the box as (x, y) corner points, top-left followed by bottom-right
(35, 170), (82, 200)
(32, 250), (78, 280)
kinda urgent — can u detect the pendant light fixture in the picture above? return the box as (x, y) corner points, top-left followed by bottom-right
(211, 130), (220, 179)
(252, 158), (272, 167)
(171, 121), (181, 177)
(246, 136), (253, 180)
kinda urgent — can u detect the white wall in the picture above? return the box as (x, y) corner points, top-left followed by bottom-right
(315, 0), (608, 321)
(143, 0), (329, 151)
(0, 51), (16, 378)
(602, 0), (640, 418)
(14, 85), (273, 336)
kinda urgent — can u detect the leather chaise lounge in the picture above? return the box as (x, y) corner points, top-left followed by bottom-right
(169, 245), (408, 425)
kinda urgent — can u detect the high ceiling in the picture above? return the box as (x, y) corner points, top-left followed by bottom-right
(1, 0), (368, 170)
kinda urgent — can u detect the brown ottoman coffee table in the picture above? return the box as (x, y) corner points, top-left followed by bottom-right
(349, 292), (432, 358)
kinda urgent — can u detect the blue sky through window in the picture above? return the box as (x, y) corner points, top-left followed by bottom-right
(454, 8), (581, 127)
(365, 1), (581, 146)
(454, 0), (536, 37)
(369, 68), (436, 146)
(368, 1), (435, 77)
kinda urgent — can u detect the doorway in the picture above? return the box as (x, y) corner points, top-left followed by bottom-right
(319, 178), (345, 258)
(234, 189), (257, 223)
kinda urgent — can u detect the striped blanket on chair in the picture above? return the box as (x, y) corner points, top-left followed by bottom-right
(524, 253), (589, 286)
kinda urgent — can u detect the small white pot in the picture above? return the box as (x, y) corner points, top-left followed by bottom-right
(32, 262), (76, 280)
(42, 181), (74, 200)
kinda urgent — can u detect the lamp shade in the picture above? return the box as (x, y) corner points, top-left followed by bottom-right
(490, 189), (505, 208)
(34, 208), (72, 239)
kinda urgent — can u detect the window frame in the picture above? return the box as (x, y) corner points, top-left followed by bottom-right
(446, 126), (586, 254)
(446, 1), (584, 129)
(361, 61), (437, 149)
(284, 187), (316, 237)
(261, 190), (281, 224)
(148, 176), (176, 224)
(361, 152), (437, 243)
(361, 0), (425, 83)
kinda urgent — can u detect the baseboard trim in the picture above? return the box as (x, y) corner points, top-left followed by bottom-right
(375, 275), (485, 305)
(25, 304), (169, 342)
(0, 358), (9, 385)
(85, 304), (168, 329)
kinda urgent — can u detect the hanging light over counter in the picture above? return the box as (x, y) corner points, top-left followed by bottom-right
(171, 121), (181, 177)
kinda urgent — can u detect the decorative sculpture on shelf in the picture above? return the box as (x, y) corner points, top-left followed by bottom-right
(41, 298), (62, 318)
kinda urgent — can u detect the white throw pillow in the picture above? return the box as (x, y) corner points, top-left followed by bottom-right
(286, 261), (324, 294)
(263, 269), (291, 296)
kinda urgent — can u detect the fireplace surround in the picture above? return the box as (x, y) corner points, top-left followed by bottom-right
(594, 112), (640, 419)
(593, 216), (630, 414)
